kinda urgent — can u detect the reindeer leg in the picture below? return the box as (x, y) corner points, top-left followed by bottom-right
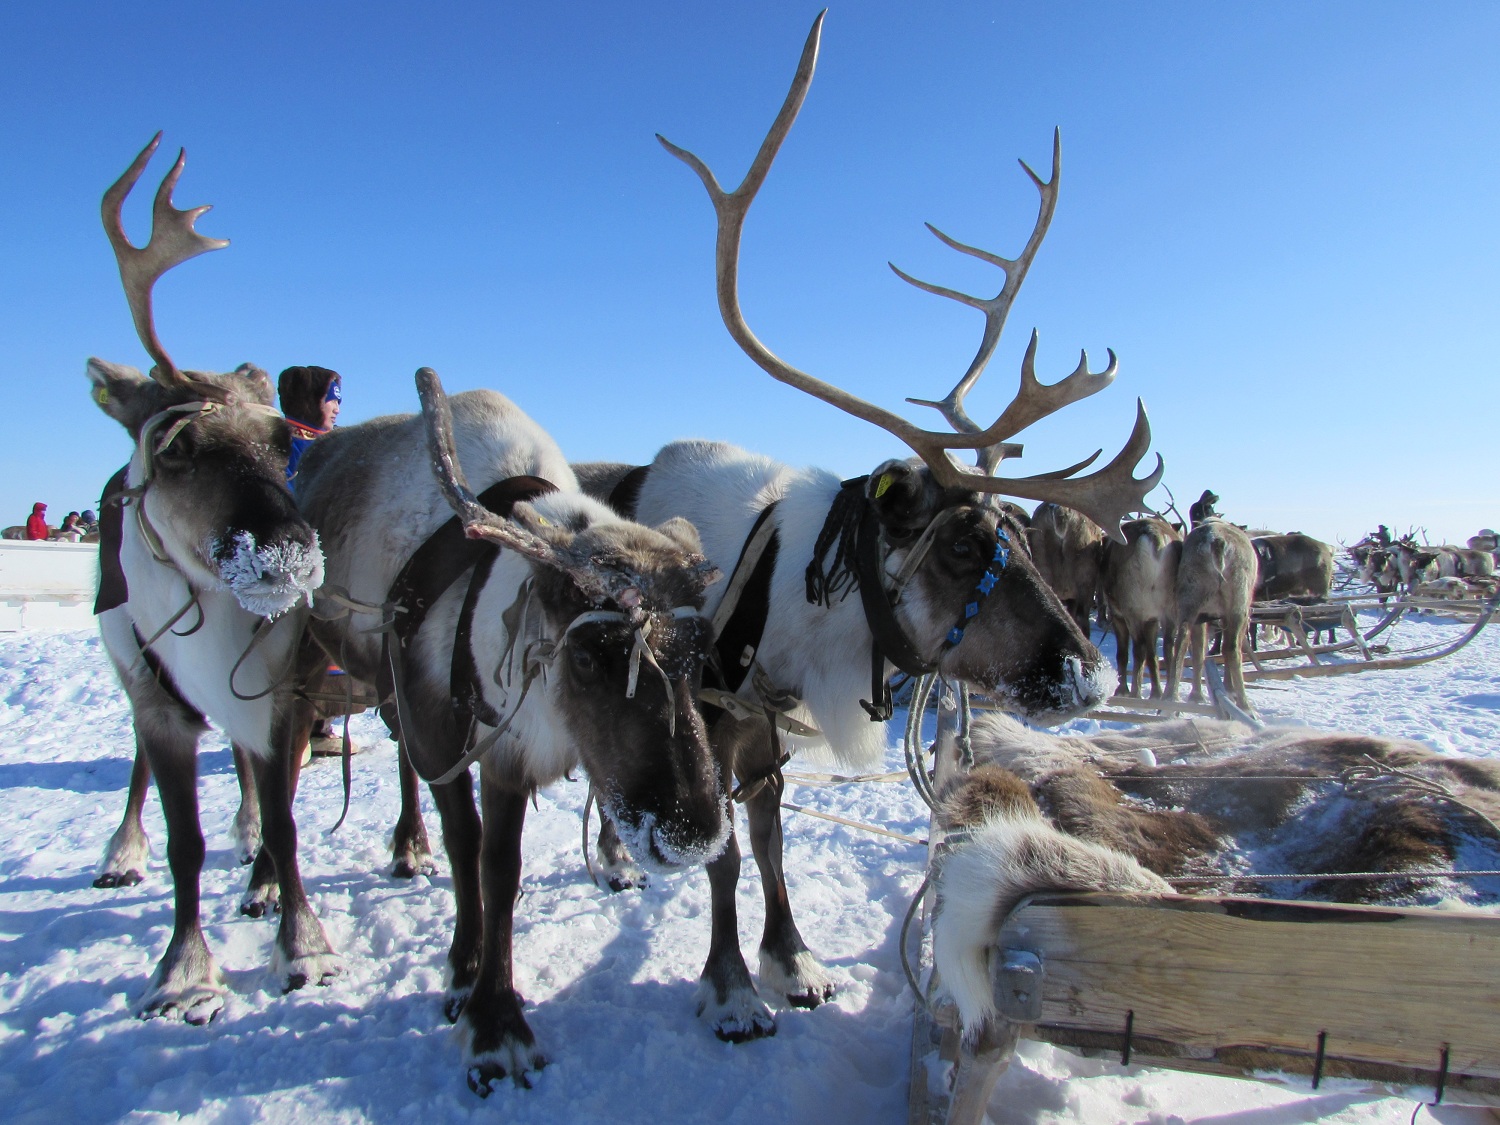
(461, 773), (547, 1096)
(230, 742), (261, 866)
(391, 740), (436, 878)
(430, 768), (483, 1022)
(95, 742), (152, 887)
(595, 815), (646, 892)
(1224, 614), (1250, 710)
(1110, 617), (1131, 697)
(696, 813), (776, 1042)
(251, 714), (340, 993)
(240, 697), (315, 919)
(1188, 622), (1207, 703)
(1142, 621), (1162, 700)
(136, 708), (224, 1025)
(746, 780), (834, 1009)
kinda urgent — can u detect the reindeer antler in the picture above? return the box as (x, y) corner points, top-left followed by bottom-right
(658, 13), (1162, 541)
(416, 368), (716, 609)
(102, 133), (229, 391)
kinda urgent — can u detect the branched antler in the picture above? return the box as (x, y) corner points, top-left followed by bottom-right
(657, 13), (1162, 541)
(102, 133), (228, 390)
(415, 368), (714, 609)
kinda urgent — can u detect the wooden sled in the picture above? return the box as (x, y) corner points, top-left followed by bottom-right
(912, 889), (1500, 1123)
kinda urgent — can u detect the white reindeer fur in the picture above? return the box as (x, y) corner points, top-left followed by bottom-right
(307, 389), (698, 793)
(110, 453), (308, 759)
(932, 797), (1169, 1040)
(633, 440), (940, 770)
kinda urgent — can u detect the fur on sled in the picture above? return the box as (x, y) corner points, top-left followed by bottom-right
(929, 711), (1500, 1039)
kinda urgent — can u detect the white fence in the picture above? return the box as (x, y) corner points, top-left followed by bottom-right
(0, 541), (98, 631)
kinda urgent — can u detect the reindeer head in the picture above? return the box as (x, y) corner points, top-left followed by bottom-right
(89, 135), (323, 618)
(659, 14), (1160, 721)
(418, 370), (729, 871)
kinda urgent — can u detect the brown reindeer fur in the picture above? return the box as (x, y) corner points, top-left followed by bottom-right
(1029, 502), (1105, 637)
(1100, 517), (1182, 699)
(958, 711), (1500, 905)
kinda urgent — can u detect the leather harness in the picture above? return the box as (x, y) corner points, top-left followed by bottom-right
(376, 475), (557, 764)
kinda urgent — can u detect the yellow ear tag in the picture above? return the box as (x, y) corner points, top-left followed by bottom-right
(535, 515), (551, 527)
(93, 386), (110, 406)
(874, 473), (893, 499)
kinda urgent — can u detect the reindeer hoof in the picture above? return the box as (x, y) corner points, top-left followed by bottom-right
(444, 988), (472, 1023)
(697, 980), (777, 1042)
(275, 951), (341, 994)
(759, 949), (835, 1010)
(138, 982), (225, 1026)
(786, 981), (836, 1010)
(606, 869), (647, 893)
(465, 1048), (548, 1096)
(713, 1015), (777, 1043)
(94, 869), (144, 889)
(391, 856), (437, 880)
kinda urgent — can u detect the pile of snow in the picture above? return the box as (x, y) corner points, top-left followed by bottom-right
(1, 606), (1498, 1123)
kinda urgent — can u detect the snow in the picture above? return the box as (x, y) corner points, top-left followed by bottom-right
(1, 607), (1498, 1124)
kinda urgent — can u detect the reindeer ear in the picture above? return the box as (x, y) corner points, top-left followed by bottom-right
(230, 363), (275, 407)
(652, 516), (704, 556)
(86, 357), (166, 437)
(508, 501), (577, 551)
(867, 458), (937, 539)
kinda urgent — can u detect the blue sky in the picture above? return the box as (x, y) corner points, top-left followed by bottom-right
(2, 2), (1495, 545)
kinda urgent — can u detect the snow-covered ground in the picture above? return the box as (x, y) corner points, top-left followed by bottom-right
(2, 607), (1498, 1124)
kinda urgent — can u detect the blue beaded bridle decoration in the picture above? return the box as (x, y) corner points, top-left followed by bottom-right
(945, 528), (1010, 647)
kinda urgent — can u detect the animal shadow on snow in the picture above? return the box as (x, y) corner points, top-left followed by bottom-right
(0, 744), (239, 795)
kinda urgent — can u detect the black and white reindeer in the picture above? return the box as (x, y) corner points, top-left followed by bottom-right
(569, 15), (1162, 1043)
(88, 135), (335, 1024)
(286, 368), (731, 1093)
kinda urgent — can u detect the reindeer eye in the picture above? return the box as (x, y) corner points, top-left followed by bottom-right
(949, 538), (973, 559)
(569, 645), (599, 677)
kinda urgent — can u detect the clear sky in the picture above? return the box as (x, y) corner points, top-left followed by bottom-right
(1, 2), (1495, 546)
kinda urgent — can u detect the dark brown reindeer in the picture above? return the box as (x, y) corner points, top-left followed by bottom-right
(286, 369), (730, 1093)
(1251, 532), (1334, 601)
(88, 135), (335, 1023)
(574, 14), (1161, 1043)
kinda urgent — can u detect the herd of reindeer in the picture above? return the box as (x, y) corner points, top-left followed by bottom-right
(57, 17), (1500, 1097)
(1027, 504), (1500, 713)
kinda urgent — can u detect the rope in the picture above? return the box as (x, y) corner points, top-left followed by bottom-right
(1167, 868), (1500, 886)
(781, 770), (907, 786)
(900, 871), (934, 1017)
(904, 673), (939, 810)
(582, 786), (604, 890)
(778, 802), (925, 845)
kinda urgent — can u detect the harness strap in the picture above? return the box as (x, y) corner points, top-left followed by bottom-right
(708, 503), (781, 694)
(378, 475), (557, 784)
(129, 624), (204, 721)
(95, 466), (131, 615)
(854, 502), (937, 720)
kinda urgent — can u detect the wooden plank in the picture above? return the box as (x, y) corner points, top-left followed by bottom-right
(996, 892), (1500, 1103)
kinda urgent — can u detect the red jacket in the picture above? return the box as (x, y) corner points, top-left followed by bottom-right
(25, 505), (49, 541)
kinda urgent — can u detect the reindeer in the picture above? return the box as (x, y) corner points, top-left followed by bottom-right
(931, 710), (1500, 1039)
(1099, 517), (1181, 698)
(1029, 502), (1105, 637)
(1251, 532), (1334, 601)
(568, 14), (1160, 1044)
(1168, 518), (1256, 709)
(87, 135), (335, 1023)
(284, 369), (729, 1093)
